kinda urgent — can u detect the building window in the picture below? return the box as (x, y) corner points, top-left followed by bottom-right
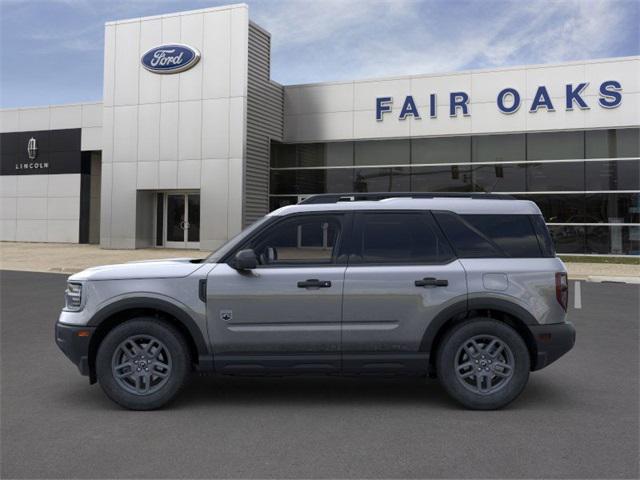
(271, 142), (354, 168)
(268, 129), (639, 255)
(354, 139), (409, 166)
(269, 196), (298, 211)
(472, 134), (525, 163)
(411, 165), (473, 192)
(515, 194), (586, 223)
(471, 163), (526, 192)
(585, 160), (640, 191)
(271, 142), (297, 168)
(270, 169), (356, 195)
(527, 131), (584, 160)
(585, 193), (640, 224)
(412, 136), (471, 164)
(585, 128), (640, 158)
(527, 161), (585, 191)
(325, 142), (354, 166)
(586, 226), (640, 255)
(548, 226), (586, 254)
(353, 167), (410, 192)
(325, 169), (355, 193)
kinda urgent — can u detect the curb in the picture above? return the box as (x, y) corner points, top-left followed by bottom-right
(48, 267), (84, 274)
(586, 275), (640, 284)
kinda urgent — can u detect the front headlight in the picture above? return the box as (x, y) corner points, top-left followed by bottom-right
(64, 282), (83, 311)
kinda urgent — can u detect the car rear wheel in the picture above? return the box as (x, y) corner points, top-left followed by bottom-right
(436, 318), (530, 410)
(96, 318), (191, 410)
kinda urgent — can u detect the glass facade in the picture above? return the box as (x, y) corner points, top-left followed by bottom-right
(269, 128), (640, 255)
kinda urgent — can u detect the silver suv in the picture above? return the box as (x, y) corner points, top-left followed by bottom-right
(56, 193), (575, 410)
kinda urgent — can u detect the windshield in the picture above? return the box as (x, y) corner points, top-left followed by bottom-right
(204, 216), (272, 263)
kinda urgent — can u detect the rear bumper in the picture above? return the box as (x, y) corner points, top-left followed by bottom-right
(55, 323), (95, 376)
(530, 321), (576, 371)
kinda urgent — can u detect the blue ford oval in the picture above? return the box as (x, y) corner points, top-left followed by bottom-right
(141, 44), (201, 74)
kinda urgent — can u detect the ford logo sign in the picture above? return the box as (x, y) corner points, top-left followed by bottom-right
(141, 44), (201, 74)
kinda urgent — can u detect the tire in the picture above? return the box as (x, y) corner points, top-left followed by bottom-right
(436, 318), (530, 410)
(96, 318), (191, 410)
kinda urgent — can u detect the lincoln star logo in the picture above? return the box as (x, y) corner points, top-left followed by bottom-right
(16, 136), (48, 171)
(27, 137), (38, 160)
(141, 44), (200, 74)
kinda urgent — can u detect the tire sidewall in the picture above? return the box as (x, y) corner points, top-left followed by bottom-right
(437, 319), (530, 410)
(96, 318), (190, 410)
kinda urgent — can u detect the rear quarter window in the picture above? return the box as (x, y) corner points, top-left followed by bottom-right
(433, 212), (544, 258)
(461, 214), (542, 258)
(530, 214), (556, 257)
(433, 212), (502, 258)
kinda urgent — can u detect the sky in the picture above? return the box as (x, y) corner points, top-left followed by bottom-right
(0, 0), (638, 108)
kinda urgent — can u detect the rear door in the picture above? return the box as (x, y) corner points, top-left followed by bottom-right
(341, 211), (467, 373)
(206, 213), (349, 373)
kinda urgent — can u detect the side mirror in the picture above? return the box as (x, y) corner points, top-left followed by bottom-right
(234, 249), (258, 270)
(265, 246), (278, 263)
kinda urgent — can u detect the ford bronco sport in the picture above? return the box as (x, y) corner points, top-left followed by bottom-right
(56, 193), (575, 410)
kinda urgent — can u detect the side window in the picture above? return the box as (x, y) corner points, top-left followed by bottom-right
(356, 212), (454, 264)
(433, 212), (503, 258)
(461, 215), (542, 258)
(251, 215), (342, 265)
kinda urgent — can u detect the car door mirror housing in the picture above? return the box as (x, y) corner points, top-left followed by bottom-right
(265, 246), (278, 263)
(234, 249), (258, 270)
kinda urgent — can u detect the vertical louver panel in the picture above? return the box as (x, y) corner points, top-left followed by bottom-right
(244, 23), (284, 226)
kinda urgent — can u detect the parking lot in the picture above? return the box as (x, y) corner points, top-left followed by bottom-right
(1, 270), (638, 479)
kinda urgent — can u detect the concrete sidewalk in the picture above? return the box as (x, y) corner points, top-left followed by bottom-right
(0, 242), (208, 274)
(1, 241), (638, 280)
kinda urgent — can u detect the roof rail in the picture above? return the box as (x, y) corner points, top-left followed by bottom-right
(298, 192), (516, 204)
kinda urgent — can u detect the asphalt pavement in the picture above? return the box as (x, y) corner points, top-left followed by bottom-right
(1, 270), (638, 479)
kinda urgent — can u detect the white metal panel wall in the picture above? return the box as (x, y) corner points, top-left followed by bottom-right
(283, 57), (640, 142)
(0, 103), (101, 243)
(0, 103), (102, 149)
(0, 174), (81, 243)
(100, 4), (250, 250)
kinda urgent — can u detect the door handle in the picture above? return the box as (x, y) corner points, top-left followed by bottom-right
(297, 279), (332, 288)
(415, 277), (448, 287)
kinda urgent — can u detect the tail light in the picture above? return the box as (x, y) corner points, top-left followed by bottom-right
(555, 272), (569, 311)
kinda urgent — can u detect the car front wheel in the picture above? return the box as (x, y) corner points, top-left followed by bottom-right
(96, 318), (191, 410)
(436, 318), (530, 410)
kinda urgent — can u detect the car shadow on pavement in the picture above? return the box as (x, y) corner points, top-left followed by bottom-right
(170, 374), (574, 411)
(54, 372), (574, 412)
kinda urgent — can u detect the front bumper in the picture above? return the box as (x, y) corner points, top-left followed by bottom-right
(55, 323), (95, 376)
(530, 321), (576, 371)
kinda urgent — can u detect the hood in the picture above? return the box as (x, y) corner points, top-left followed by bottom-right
(69, 258), (206, 281)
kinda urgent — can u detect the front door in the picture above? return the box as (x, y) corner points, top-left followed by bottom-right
(341, 211), (467, 373)
(164, 193), (200, 248)
(206, 213), (349, 373)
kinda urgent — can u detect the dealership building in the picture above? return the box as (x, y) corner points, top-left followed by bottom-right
(1, 4), (638, 255)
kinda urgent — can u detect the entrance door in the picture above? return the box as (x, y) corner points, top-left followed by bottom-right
(164, 193), (200, 248)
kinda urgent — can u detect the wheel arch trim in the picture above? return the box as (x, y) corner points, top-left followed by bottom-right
(420, 297), (539, 353)
(88, 296), (210, 356)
